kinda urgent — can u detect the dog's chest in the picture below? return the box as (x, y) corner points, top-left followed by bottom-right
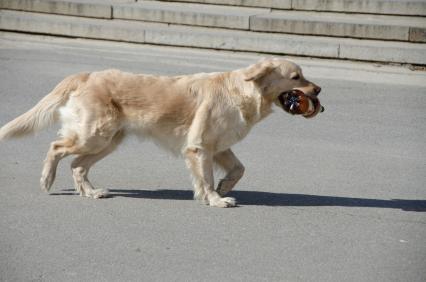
(212, 110), (252, 152)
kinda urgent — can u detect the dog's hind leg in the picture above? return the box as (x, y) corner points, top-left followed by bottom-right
(40, 137), (78, 192)
(214, 149), (245, 197)
(185, 148), (236, 208)
(70, 131), (124, 199)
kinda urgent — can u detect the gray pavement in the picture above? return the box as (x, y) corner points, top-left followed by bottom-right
(0, 32), (425, 282)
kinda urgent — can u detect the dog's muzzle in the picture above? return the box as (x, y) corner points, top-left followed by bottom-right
(278, 89), (324, 118)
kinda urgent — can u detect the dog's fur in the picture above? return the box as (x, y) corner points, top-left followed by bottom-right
(0, 58), (321, 207)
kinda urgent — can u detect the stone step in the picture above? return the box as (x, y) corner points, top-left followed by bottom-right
(164, 0), (291, 10)
(160, 0), (426, 16)
(2, 0), (425, 42)
(1, 10), (425, 65)
(113, 0), (269, 30)
(251, 10), (426, 42)
(0, 0), (113, 19)
(2, 0), (425, 19)
(114, 1), (426, 42)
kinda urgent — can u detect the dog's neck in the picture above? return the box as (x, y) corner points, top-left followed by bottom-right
(228, 71), (274, 125)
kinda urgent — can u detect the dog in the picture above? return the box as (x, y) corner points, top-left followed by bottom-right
(0, 58), (321, 207)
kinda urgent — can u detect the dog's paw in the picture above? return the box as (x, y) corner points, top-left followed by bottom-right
(40, 175), (54, 192)
(209, 197), (236, 208)
(82, 188), (109, 199)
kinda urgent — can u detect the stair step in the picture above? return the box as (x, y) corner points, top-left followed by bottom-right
(1, 10), (425, 65)
(0, 9), (146, 42)
(114, 1), (426, 42)
(113, 0), (269, 30)
(3, 0), (424, 42)
(159, 0), (426, 16)
(292, 0), (426, 16)
(153, 0), (291, 9)
(251, 11), (426, 42)
(3, 0), (424, 18)
(0, 0), (113, 18)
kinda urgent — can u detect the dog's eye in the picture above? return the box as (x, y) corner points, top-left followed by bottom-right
(291, 74), (300, 80)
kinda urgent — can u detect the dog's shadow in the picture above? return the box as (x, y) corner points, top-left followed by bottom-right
(52, 188), (426, 212)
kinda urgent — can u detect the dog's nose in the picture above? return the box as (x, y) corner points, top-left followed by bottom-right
(314, 86), (321, 95)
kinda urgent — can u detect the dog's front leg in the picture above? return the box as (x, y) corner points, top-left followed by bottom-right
(214, 149), (245, 197)
(185, 148), (236, 208)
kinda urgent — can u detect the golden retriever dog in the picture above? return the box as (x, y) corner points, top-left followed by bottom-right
(0, 58), (321, 207)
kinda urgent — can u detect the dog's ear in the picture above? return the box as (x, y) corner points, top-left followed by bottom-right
(243, 61), (275, 81)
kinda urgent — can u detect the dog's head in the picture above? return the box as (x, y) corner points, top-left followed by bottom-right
(243, 58), (324, 118)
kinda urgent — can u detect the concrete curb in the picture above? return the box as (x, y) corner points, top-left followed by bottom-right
(1, 10), (425, 65)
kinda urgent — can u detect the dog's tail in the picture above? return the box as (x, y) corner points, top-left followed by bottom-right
(0, 73), (89, 141)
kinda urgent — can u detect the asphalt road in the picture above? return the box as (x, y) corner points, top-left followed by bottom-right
(0, 32), (425, 282)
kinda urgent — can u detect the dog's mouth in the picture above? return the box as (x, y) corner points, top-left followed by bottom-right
(278, 90), (324, 118)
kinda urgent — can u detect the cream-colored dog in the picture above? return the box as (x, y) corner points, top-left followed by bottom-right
(0, 58), (321, 207)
